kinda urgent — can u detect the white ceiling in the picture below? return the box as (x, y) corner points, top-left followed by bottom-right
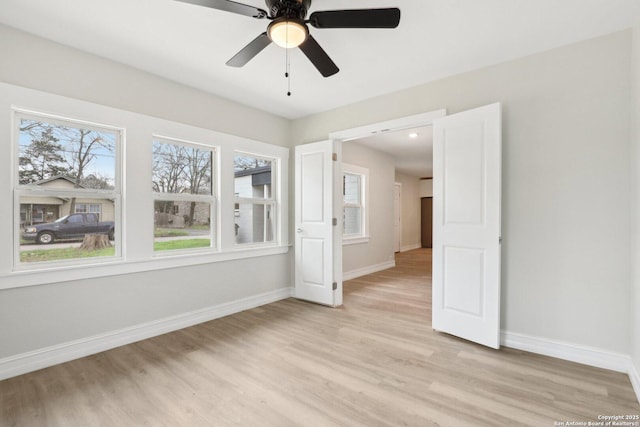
(0, 0), (638, 120)
(350, 125), (433, 178)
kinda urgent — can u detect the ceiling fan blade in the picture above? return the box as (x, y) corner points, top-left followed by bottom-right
(299, 35), (339, 78)
(175, 0), (268, 19)
(226, 32), (272, 67)
(309, 8), (400, 29)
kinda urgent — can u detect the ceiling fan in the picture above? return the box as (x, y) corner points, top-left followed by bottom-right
(175, 0), (401, 77)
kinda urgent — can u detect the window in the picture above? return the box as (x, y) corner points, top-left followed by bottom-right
(3, 85), (291, 289)
(152, 138), (215, 252)
(75, 203), (101, 217)
(234, 153), (276, 245)
(15, 112), (120, 265)
(342, 163), (369, 244)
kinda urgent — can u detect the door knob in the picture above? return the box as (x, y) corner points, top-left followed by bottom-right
(296, 228), (303, 233)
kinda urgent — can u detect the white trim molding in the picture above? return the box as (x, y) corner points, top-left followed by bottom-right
(0, 287), (293, 381)
(401, 243), (422, 252)
(343, 260), (395, 281)
(501, 330), (631, 373)
(630, 360), (640, 404)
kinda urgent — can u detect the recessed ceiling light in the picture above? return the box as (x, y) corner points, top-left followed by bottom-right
(409, 133), (419, 139)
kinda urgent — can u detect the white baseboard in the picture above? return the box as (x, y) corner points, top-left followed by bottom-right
(501, 330), (631, 373)
(400, 243), (422, 252)
(630, 359), (640, 404)
(343, 260), (396, 281)
(0, 287), (293, 381)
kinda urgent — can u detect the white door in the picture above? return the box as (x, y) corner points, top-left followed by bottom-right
(394, 183), (401, 252)
(294, 140), (339, 306)
(432, 103), (502, 349)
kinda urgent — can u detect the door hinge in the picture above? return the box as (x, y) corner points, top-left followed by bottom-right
(332, 153), (338, 162)
(332, 282), (337, 290)
(332, 218), (337, 226)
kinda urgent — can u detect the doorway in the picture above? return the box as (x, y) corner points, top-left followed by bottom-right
(329, 110), (445, 283)
(295, 104), (502, 350)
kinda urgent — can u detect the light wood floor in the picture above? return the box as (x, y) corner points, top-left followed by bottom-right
(1, 249), (638, 426)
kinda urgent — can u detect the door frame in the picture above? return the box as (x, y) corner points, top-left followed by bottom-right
(327, 109), (447, 302)
(394, 182), (402, 252)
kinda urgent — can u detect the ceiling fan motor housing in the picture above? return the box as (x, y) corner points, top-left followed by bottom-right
(265, 0), (311, 19)
(175, 0), (400, 78)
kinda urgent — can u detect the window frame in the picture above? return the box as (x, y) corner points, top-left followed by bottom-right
(0, 84), (289, 290)
(342, 163), (369, 245)
(151, 135), (218, 255)
(233, 151), (278, 248)
(12, 109), (123, 270)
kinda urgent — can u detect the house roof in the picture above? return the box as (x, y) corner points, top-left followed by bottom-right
(34, 176), (85, 188)
(234, 165), (272, 178)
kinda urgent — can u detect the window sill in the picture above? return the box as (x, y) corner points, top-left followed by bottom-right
(1, 245), (290, 290)
(342, 236), (370, 246)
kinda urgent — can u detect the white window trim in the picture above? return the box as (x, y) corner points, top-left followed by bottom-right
(151, 136), (218, 255)
(233, 151), (279, 249)
(12, 109), (123, 270)
(0, 82), (289, 290)
(342, 162), (369, 245)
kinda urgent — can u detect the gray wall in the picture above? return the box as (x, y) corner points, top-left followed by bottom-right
(0, 24), (292, 359)
(1, 21), (638, 382)
(0, 24), (289, 147)
(293, 31), (632, 354)
(0, 256), (289, 356)
(342, 142), (395, 274)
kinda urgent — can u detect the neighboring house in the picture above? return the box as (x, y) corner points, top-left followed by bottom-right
(154, 201), (210, 228)
(152, 166), (270, 234)
(234, 165), (272, 243)
(20, 176), (115, 226)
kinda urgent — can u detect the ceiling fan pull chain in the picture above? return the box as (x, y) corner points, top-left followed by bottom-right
(286, 24), (292, 96)
(286, 51), (292, 96)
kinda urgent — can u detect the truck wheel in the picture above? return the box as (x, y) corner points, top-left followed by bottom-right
(108, 229), (114, 241)
(37, 232), (55, 244)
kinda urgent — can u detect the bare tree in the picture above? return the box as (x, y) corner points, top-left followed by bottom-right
(59, 127), (114, 213)
(152, 143), (187, 214)
(183, 147), (212, 226)
(18, 120), (116, 209)
(152, 142), (212, 226)
(234, 155), (270, 171)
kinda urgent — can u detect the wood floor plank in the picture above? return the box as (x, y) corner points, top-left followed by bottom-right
(0, 249), (638, 426)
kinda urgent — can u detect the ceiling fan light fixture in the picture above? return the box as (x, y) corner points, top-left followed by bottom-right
(268, 19), (308, 48)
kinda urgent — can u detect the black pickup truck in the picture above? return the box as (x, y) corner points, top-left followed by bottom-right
(22, 213), (115, 244)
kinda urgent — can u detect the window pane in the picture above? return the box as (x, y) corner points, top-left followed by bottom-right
(344, 206), (362, 235)
(344, 173), (361, 205)
(19, 195), (116, 263)
(154, 200), (212, 251)
(234, 155), (272, 199)
(235, 203), (274, 244)
(152, 141), (212, 195)
(75, 203), (101, 217)
(18, 119), (117, 189)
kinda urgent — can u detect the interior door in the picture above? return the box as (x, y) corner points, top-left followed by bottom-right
(432, 103), (502, 349)
(294, 140), (339, 306)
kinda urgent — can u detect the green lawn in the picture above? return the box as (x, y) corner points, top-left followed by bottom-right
(20, 246), (115, 263)
(154, 228), (190, 238)
(20, 239), (211, 262)
(154, 239), (211, 251)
